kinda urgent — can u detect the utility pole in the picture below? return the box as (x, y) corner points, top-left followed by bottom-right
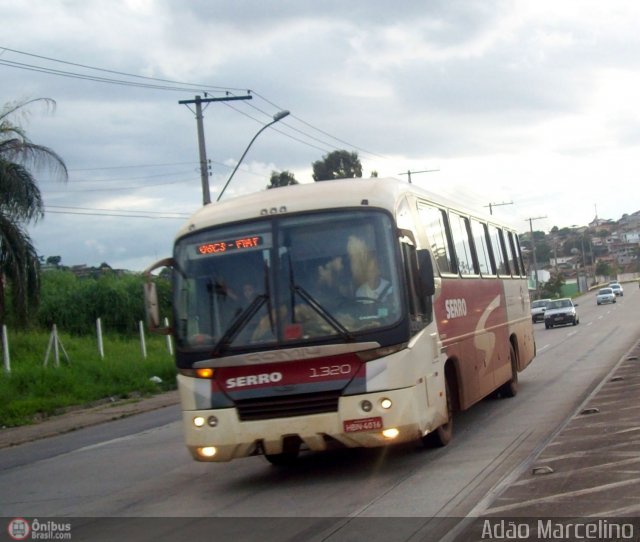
(179, 93), (252, 205)
(526, 215), (547, 295)
(398, 169), (439, 183)
(485, 201), (513, 215)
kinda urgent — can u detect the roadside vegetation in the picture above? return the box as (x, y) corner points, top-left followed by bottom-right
(0, 99), (177, 428)
(1, 269), (174, 427)
(1, 329), (176, 427)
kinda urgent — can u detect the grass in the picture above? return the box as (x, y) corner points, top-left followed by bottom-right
(0, 329), (177, 427)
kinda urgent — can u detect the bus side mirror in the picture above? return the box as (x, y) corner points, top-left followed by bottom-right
(417, 249), (435, 297)
(143, 257), (174, 335)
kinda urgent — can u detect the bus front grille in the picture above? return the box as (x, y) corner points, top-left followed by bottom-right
(236, 391), (340, 421)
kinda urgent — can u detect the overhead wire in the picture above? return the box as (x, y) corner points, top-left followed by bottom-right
(45, 204), (191, 219)
(0, 46), (390, 161)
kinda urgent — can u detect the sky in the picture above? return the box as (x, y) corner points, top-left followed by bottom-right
(3, 0), (640, 271)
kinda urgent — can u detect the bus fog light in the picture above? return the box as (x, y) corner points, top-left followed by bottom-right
(361, 400), (373, 412)
(380, 398), (392, 410)
(207, 416), (219, 427)
(382, 428), (399, 439)
(193, 416), (205, 428)
(198, 446), (217, 458)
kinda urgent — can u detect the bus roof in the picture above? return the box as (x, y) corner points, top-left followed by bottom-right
(176, 177), (517, 240)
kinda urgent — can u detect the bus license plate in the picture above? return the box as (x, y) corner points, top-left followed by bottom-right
(344, 417), (383, 433)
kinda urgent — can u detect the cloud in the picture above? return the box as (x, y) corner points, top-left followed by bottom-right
(3, 0), (640, 270)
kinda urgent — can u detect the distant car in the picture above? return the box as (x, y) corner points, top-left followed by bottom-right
(610, 283), (624, 296)
(596, 287), (616, 305)
(531, 298), (551, 322)
(544, 298), (579, 329)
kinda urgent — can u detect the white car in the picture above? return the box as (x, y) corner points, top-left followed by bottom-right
(609, 283), (624, 296)
(596, 287), (616, 305)
(544, 298), (579, 329)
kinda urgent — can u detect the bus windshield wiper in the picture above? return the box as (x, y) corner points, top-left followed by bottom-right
(210, 260), (272, 357)
(293, 284), (354, 341)
(285, 252), (354, 341)
(210, 294), (267, 357)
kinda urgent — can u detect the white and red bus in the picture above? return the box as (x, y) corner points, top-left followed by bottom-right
(145, 177), (535, 464)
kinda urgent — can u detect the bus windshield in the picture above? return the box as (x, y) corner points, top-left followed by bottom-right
(173, 210), (402, 353)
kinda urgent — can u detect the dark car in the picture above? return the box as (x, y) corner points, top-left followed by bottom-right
(544, 298), (579, 329)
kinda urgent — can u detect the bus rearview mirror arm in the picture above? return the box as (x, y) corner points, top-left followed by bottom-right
(143, 257), (175, 335)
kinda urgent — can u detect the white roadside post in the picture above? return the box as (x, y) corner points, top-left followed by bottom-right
(164, 317), (173, 355)
(44, 324), (70, 367)
(2, 325), (10, 374)
(139, 320), (147, 359)
(96, 318), (105, 359)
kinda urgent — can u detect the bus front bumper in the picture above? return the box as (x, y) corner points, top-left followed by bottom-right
(182, 387), (441, 462)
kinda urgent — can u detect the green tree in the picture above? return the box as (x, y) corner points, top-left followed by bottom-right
(595, 261), (612, 277)
(267, 170), (298, 189)
(540, 272), (565, 299)
(312, 150), (362, 181)
(535, 242), (551, 264)
(0, 98), (68, 327)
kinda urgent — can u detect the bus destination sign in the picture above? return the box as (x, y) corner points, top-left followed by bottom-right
(197, 236), (263, 255)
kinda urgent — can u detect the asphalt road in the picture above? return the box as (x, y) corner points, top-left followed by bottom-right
(1, 284), (639, 542)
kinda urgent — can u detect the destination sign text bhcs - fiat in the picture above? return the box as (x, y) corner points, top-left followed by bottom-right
(197, 236), (263, 255)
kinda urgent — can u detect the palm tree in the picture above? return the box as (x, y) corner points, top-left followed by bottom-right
(0, 98), (68, 327)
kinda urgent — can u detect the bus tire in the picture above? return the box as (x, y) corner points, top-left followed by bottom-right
(264, 451), (300, 466)
(422, 378), (453, 448)
(498, 343), (518, 398)
(263, 437), (300, 466)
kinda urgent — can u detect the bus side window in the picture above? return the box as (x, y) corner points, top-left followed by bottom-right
(506, 231), (522, 277)
(450, 212), (478, 276)
(488, 224), (510, 276)
(471, 219), (495, 275)
(512, 232), (526, 278)
(418, 204), (456, 275)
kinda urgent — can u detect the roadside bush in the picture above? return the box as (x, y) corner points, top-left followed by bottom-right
(35, 270), (172, 335)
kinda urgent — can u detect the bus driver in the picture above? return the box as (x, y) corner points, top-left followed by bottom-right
(347, 235), (392, 302)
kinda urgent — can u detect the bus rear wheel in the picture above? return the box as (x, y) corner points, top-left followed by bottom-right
(498, 343), (518, 398)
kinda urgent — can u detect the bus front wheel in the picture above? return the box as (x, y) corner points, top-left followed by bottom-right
(264, 450), (300, 466)
(422, 379), (453, 448)
(263, 438), (300, 466)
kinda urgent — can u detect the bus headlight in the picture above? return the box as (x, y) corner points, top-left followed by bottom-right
(380, 398), (392, 410)
(382, 428), (399, 439)
(361, 400), (373, 413)
(193, 416), (206, 428)
(197, 446), (217, 458)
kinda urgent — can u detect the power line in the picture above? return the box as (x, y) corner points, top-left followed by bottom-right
(0, 46), (246, 93)
(69, 161), (197, 172)
(0, 46), (390, 163)
(46, 204), (191, 216)
(41, 169), (198, 184)
(45, 209), (189, 219)
(43, 177), (197, 193)
(250, 90), (388, 160)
